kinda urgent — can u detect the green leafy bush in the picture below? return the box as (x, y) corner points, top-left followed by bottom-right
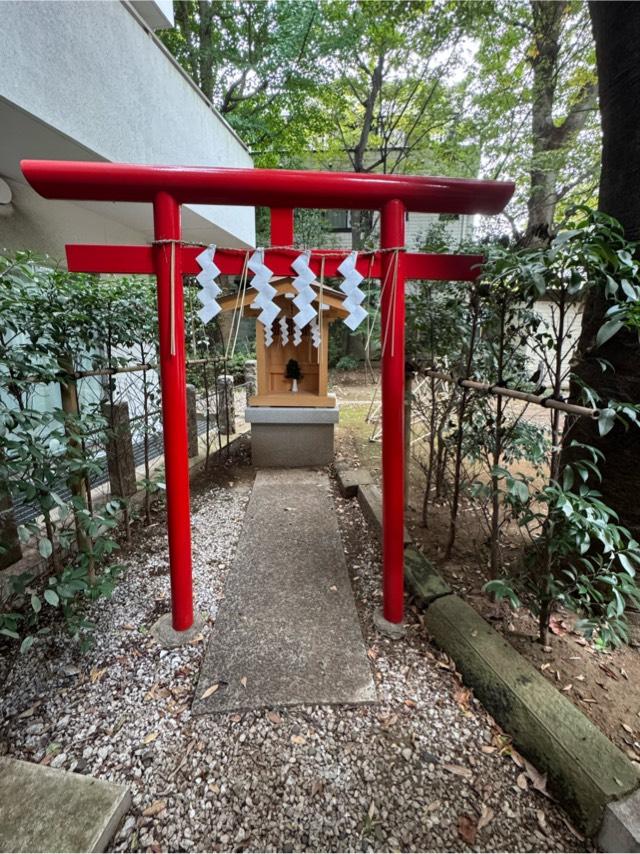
(334, 355), (359, 371)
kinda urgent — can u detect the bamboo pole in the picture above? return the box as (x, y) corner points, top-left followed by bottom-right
(424, 370), (599, 419)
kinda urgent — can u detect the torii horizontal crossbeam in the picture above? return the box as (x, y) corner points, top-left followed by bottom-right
(65, 244), (484, 282)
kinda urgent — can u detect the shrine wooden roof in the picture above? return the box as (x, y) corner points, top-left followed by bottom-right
(218, 276), (350, 319)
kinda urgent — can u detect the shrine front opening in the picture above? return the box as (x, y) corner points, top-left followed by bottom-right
(21, 160), (514, 633)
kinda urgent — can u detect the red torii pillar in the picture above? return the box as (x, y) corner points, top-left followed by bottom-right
(21, 160), (514, 632)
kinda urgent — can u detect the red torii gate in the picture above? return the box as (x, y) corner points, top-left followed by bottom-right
(21, 160), (514, 633)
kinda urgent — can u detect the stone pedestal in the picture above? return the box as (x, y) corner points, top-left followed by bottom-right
(102, 401), (137, 498)
(244, 359), (257, 404)
(186, 384), (199, 457)
(245, 406), (339, 467)
(216, 375), (235, 435)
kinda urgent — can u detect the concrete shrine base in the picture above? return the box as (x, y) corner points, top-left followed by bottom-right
(245, 406), (339, 467)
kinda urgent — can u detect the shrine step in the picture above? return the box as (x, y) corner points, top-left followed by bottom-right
(193, 468), (376, 713)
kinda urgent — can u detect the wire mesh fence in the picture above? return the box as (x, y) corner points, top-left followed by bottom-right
(10, 359), (249, 526)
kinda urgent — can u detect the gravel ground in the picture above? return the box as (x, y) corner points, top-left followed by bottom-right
(1, 458), (589, 853)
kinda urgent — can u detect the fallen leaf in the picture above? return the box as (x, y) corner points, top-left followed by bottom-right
(523, 759), (548, 796)
(480, 745), (496, 754)
(230, 714), (241, 723)
(454, 687), (472, 710)
(200, 683), (219, 700)
(540, 662), (551, 672)
(267, 711), (282, 725)
(16, 701), (42, 720)
(404, 698), (417, 709)
(329, 585), (337, 592)
(443, 763), (473, 780)
(599, 663), (619, 680)
(549, 617), (568, 636)
(457, 814), (477, 845)
(291, 734), (306, 746)
(509, 748), (525, 767)
(562, 684), (573, 693)
(536, 809), (548, 834)
(240, 676), (247, 689)
(90, 667), (107, 683)
(310, 779), (324, 797)
(622, 723), (634, 734)
(143, 800), (167, 817)
(516, 772), (528, 790)
(143, 731), (159, 745)
(477, 805), (494, 831)
(145, 683), (171, 701)
(208, 783), (220, 794)
(561, 816), (585, 841)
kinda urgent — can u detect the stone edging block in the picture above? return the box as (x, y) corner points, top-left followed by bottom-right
(356, 482), (412, 546)
(335, 465), (374, 498)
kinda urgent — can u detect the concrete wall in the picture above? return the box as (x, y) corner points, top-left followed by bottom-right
(0, 0), (255, 256)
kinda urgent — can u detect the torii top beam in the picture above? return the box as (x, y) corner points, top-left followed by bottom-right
(21, 160), (513, 214)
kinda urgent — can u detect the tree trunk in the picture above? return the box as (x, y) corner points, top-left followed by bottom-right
(564, 3), (640, 536)
(523, 1), (597, 246)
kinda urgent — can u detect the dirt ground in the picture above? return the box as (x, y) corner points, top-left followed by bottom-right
(331, 368), (640, 764)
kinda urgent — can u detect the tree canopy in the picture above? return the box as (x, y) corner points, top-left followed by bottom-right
(161, 0), (600, 239)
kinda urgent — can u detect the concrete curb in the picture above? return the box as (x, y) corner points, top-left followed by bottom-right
(335, 465), (374, 499)
(356, 482), (412, 546)
(345, 469), (640, 843)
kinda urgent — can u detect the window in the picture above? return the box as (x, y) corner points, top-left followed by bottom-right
(327, 210), (351, 232)
(438, 213), (460, 222)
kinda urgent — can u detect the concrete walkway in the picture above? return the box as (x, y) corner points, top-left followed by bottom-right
(194, 469), (376, 713)
(0, 756), (130, 852)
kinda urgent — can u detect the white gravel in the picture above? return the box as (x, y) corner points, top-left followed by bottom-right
(1, 459), (589, 852)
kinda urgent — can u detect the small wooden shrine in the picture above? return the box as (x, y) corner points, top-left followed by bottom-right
(218, 277), (349, 408)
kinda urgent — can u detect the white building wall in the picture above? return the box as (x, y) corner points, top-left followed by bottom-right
(325, 212), (472, 253)
(0, 0), (255, 257)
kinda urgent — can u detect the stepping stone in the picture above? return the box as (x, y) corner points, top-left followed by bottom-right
(194, 468), (376, 713)
(0, 756), (130, 852)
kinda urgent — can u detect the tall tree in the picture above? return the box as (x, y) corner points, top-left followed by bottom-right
(525, 1), (597, 244)
(471, 1), (598, 241)
(160, 1), (330, 165)
(564, 2), (640, 535)
(316, 0), (478, 248)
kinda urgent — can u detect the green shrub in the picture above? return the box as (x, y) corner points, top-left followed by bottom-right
(335, 355), (359, 371)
